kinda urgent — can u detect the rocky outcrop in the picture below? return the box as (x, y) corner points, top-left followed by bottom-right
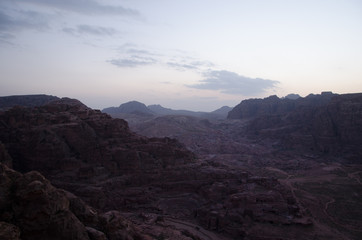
(0, 141), (13, 168)
(225, 92), (362, 161)
(228, 92), (336, 119)
(0, 98), (194, 179)
(228, 95), (295, 119)
(0, 94), (59, 111)
(0, 163), (144, 240)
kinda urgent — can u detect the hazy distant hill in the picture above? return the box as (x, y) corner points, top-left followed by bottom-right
(147, 104), (203, 117)
(102, 100), (154, 116)
(0, 94), (59, 110)
(284, 93), (301, 100)
(103, 101), (232, 119)
(210, 105), (233, 115)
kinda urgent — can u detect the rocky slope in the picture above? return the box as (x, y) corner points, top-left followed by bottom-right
(0, 97), (330, 240)
(0, 162), (145, 240)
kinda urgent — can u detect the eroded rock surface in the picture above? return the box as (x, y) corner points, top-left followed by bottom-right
(0, 96), (353, 239)
(243, 93), (362, 162)
(0, 94), (59, 111)
(0, 163), (144, 240)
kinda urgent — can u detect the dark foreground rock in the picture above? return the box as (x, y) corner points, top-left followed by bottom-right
(0, 163), (145, 240)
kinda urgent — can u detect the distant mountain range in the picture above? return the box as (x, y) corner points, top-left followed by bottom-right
(102, 101), (233, 119)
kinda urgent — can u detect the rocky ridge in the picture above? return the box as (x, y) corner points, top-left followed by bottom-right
(0, 94), (59, 111)
(0, 98), (194, 178)
(241, 93), (362, 162)
(227, 91), (337, 119)
(0, 97), (321, 239)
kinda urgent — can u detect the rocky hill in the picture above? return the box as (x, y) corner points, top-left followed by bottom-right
(0, 97), (334, 239)
(102, 100), (154, 116)
(0, 98), (194, 179)
(0, 94), (59, 111)
(228, 91), (336, 119)
(210, 105), (232, 116)
(234, 93), (362, 162)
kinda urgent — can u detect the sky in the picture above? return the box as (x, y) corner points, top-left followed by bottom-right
(1, 0), (362, 111)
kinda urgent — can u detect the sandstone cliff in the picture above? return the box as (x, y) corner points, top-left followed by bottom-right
(226, 92), (362, 162)
(227, 92), (336, 120)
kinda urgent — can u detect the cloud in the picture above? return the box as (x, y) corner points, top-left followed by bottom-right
(0, 0), (133, 44)
(160, 81), (172, 84)
(126, 48), (157, 56)
(187, 70), (279, 96)
(117, 44), (161, 57)
(0, 10), (48, 32)
(0, 32), (15, 45)
(167, 62), (198, 70)
(108, 44), (160, 68)
(189, 60), (215, 68)
(12, 0), (139, 16)
(108, 56), (157, 68)
(109, 44), (216, 71)
(63, 24), (116, 36)
(0, 8), (49, 45)
(166, 56), (215, 71)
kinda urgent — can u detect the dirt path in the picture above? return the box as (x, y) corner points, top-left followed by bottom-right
(348, 171), (362, 185)
(282, 172), (362, 233)
(322, 197), (362, 232)
(324, 198), (335, 212)
(280, 174), (298, 200)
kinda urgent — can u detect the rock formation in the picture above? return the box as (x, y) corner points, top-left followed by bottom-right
(0, 94), (59, 111)
(0, 97), (322, 239)
(0, 163), (145, 240)
(227, 91), (336, 119)
(223, 92), (362, 162)
(242, 93), (362, 162)
(0, 98), (194, 179)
